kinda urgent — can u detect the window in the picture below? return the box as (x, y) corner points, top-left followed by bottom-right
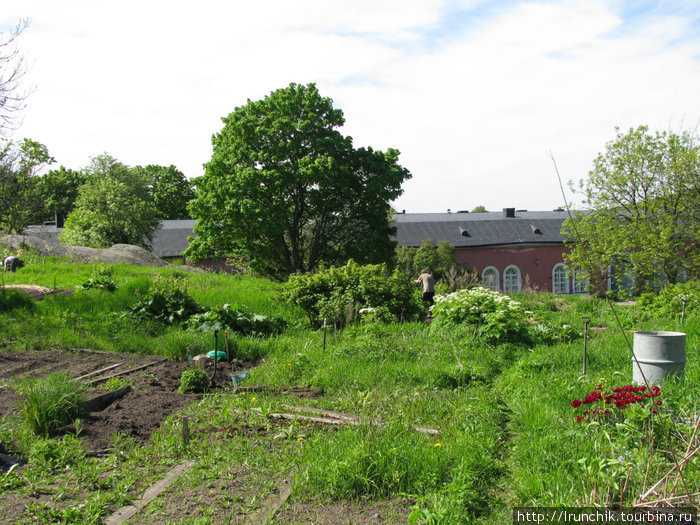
(572, 266), (589, 294)
(503, 265), (521, 293)
(552, 263), (569, 294)
(481, 266), (499, 291)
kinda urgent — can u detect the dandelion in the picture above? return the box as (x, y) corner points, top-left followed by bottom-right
(251, 397), (256, 402)
(414, 392), (420, 397)
(328, 366), (333, 370)
(434, 443), (441, 447)
(297, 437), (304, 442)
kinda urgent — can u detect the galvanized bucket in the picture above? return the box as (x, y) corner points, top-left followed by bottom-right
(632, 331), (686, 385)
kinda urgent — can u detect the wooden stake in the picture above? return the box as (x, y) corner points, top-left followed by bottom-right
(182, 416), (189, 447)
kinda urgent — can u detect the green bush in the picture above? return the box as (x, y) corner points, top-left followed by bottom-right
(637, 279), (698, 320)
(78, 265), (118, 292)
(126, 275), (201, 325)
(430, 287), (531, 344)
(285, 260), (424, 327)
(18, 373), (86, 436)
(188, 303), (287, 336)
(178, 367), (210, 394)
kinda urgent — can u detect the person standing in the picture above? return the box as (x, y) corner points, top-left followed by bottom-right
(414, 268), (435, 306)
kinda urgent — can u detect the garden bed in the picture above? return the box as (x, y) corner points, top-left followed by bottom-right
(0, 348), (245, 453)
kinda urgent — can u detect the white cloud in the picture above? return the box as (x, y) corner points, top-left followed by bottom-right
(2, 0), (699, 213)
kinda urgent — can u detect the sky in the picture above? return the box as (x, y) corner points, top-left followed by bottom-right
(2, 0), (700, 213)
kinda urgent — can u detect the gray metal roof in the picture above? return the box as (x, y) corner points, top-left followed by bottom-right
(392, 210), (572, 247)
(22, 220), (197, 258)
(23, 210), (574, 257)
(150, 220), (196, 257)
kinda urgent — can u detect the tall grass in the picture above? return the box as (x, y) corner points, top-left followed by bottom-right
(0, 253), (697, 522)
(17, 372), (86, 436)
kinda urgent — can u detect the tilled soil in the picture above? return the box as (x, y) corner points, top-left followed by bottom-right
(0, 347), (245, 453)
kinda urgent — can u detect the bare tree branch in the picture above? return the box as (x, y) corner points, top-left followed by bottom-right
(0, 18), (32, 138)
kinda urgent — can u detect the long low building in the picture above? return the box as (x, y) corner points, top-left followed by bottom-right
(395, 208), (587, 294)
(24, 208), (589, 293)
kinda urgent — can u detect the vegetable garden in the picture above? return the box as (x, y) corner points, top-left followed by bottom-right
(0, 251), (697, 524)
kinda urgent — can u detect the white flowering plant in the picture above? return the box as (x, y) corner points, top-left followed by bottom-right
(429, 287), (531, 344)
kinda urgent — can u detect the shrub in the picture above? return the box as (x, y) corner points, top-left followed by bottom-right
(126, 275), (200, 325)
(188, 303), (287, 336)
(285, 260), (424, 327)
(636, 279), (698, 320)
(178, 367), (210, 394)
(430, 287), (530, 344)
(78, 265), (118, 292)
(18, 373), (86, 436)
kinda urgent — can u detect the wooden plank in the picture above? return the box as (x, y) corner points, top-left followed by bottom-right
(245, 471), (295, 525)
(235, 385), (324, 396)
(282, 404), (361, 422)
(280, 404), (440, 436)
(104, 460), (195, 525)
(83, 386), (131, 412)
(75, 362), (123, 381)
(87, 359), (167, 386)
(67, 347), (116, 355)
(269, 412), (360, 427)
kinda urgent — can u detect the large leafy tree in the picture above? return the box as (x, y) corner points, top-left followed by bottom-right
(186, 83), (411, 279)
(59, 154), (161, 249)
(36, 166), (85, 220)
(133, 164), (195, 219)
(0, 138), (54, 233)
(563, 126), (699, 295)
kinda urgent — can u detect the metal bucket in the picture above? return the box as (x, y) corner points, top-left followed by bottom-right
(632, 331), (686, 385)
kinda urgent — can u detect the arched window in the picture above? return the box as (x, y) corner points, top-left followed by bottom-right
(481, 266), (499, 291)
(503, 265), (521, 293)
(572, 266), (589, 294)
(552, 263), (569, 294)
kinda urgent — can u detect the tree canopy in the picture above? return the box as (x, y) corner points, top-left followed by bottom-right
(133, 164), (195, 219)
(563, 125), (699, 295)
(0, 138), (54, 233)
(59, 154), (161, 249)
(186, 83), (411, 279)
(36, 166), (85, 220)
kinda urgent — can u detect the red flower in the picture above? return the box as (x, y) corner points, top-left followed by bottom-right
(571, 399), (582, 408)
(656, 400), (662, 405)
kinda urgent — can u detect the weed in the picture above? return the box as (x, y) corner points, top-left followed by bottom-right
(178, 367), (210, 394)
(17, 372), (86, 436)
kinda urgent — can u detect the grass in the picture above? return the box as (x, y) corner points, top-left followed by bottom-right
(17, 372), (86, 436)
(0, 251), (697, 523)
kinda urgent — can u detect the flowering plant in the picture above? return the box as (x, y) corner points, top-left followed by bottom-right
(430, 287), (530, 343)
(571, 384), (662, 423)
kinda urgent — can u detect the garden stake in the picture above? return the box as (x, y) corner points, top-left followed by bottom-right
(581, 316), (591, 375)
(323, 318), (327, 351)
(681, 297), (687, 325)
(182, 416), (189, 447)
(213, 330), (218, 385)
(225, 331), (230, 363)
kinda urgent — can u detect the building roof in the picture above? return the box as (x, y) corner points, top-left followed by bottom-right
(150, 219), (196, 257)
(22, 209), (574, 257)
(22, 220), (197, 258)
(393, 210), (572, 248)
